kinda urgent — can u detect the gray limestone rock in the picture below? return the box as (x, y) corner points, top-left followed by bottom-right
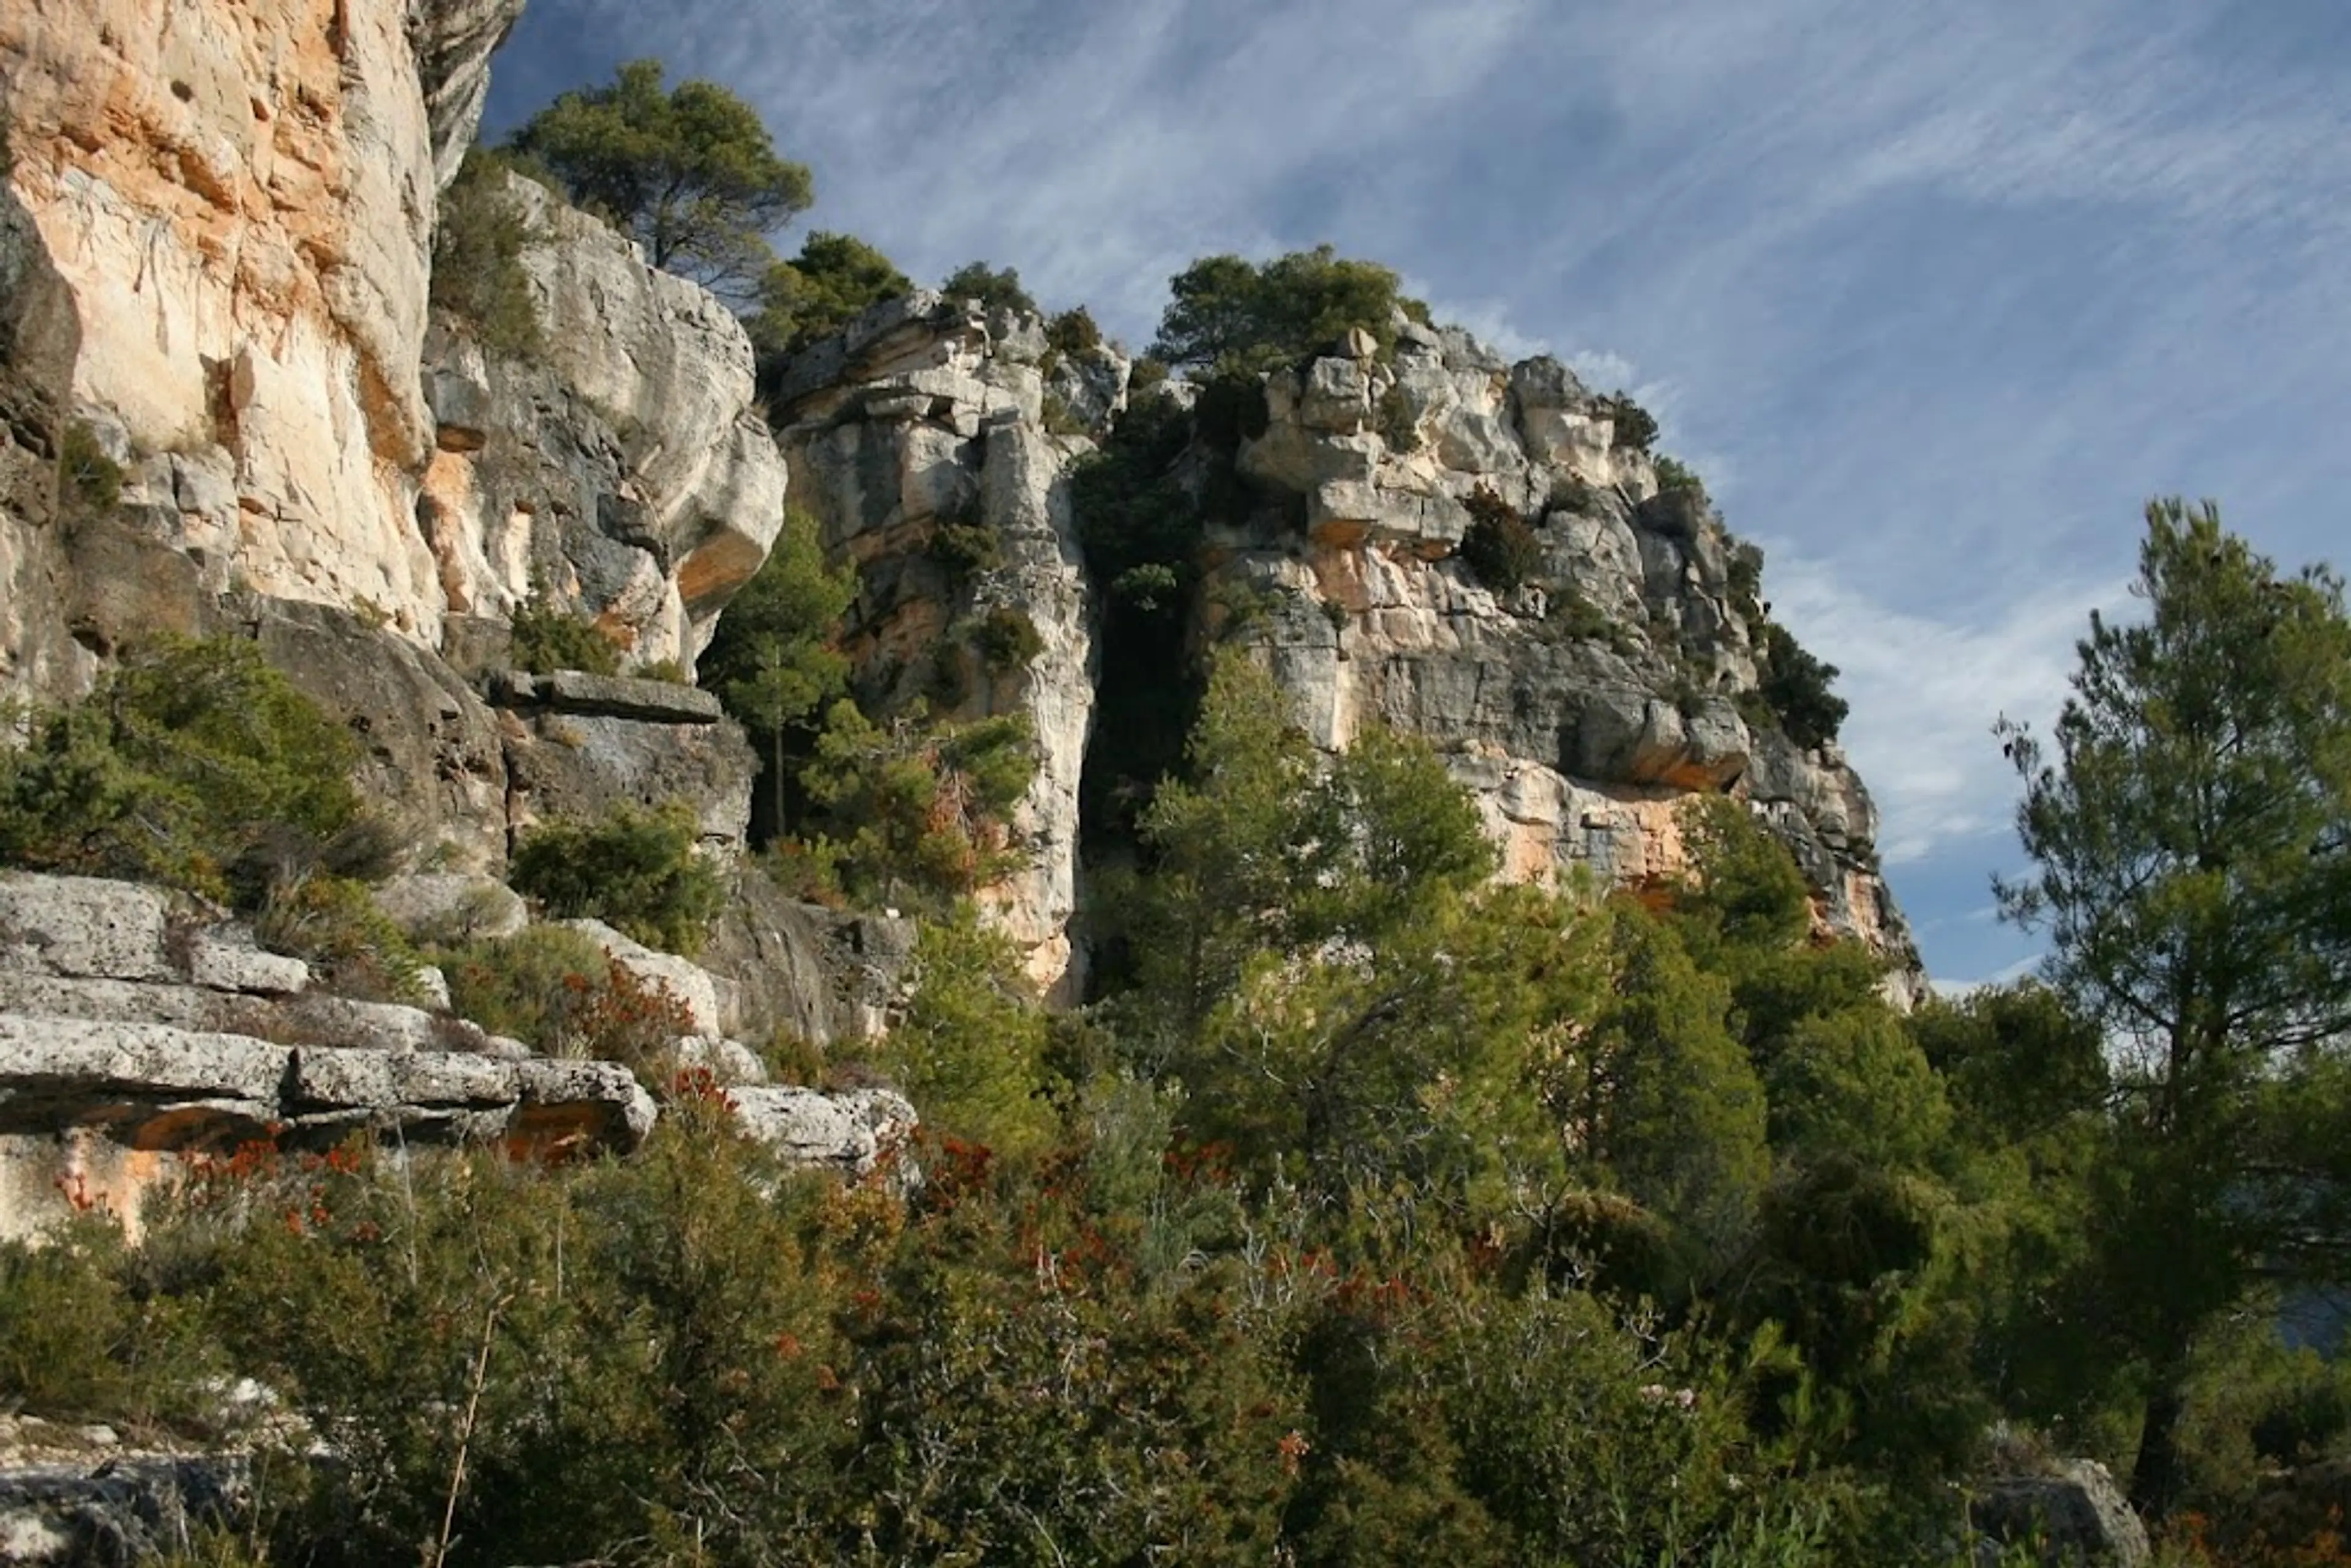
(1970, 1461), (2150, 1565)
(0, 874), (177, 984)
(729, 1086), (917, 1179)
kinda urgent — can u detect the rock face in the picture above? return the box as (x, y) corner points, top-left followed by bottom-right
(774, 304), (1919, 994)
(1970, 1460), (2151, 1565)
(774, 292), (1114, 1000)
(0, 870), (914, 1239)
(416, 173), (790, 670)
(0, 0), (781, 688)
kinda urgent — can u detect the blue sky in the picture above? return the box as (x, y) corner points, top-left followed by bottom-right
(483, 0), (2351, 989)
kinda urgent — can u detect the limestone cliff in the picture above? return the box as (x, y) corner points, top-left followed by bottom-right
(773, 306), (1921, 999)
(0, 0), (779, 686)
(772, 293), (1106, 1000)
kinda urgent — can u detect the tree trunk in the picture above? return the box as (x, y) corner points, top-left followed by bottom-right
(2129, 1359), (2189, 1519)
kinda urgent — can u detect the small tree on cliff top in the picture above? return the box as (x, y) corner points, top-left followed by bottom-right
(510, 58), (812, 300)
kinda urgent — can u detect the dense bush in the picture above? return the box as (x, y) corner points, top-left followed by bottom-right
(506, 798), (724, 954)
(940, 260), (1038, 318)
(0, 636), (372, 905)
(1756, 621), (1850, 749)
(253, 874), (426, 1003)
(59, 420), (124, 514)
(440, 924), (697, 1082)
(429, 149), (542, 358)
(1654, 453), (1706, 495)
(506, 596), (621, 675)
(1459, 484), (1543, 592)
(751, 230), (912, 358)
(1044, 305), (1103, 356)
(970, 604), (1045, 673)
(1152, 246), (1429, 375)
(797, 700), (1035, 907)
(1598, 392), (1660, 452)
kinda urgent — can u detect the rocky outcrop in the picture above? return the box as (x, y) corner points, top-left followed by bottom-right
(1969, 1460), (2150, 1565)
(0, 871), (914, 1239)
(1209, 323), (1914, 978)
(0, 1416), (249, 1568)
(0, 0), (784, 688)
(774, 301), (1917, 992)
(416, 173), (790, 670)
(774, 292), (1112, 999)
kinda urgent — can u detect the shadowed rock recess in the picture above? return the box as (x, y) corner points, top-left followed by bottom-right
(0, 0), (1916, 1224)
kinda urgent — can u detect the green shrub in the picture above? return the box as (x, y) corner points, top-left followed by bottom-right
(1045, 306), (1103, 356)
(440, 922), (699, 1084)
(1460, 484), (1543, 593)
(929, 518), (1001, 583)
(940, 261), (1038, 318)
(1378, 383), (1422, 453)
(254, 874), (425, 1003)
(970, 606), (1044, 673)
(0, 636), (370, 905)
(884, 907), (1059, 1157)
(1128, 356), (1171, 397)
(1654, 454), (1705, 495)
(1597, 392), (1660, 452)
(751, 230), (912, 358)
(631, 656), (689, 684)
(1040, 389), (1089, 436)
(1152, 246), (1428, 375)
(1546, 585), (1614, 642)
(507, 798), (724, 954)
(1756, 622), (1849, 749)
(430, 149), (542, 358)
(1545, 473), (1602, 516)
(59, 420), (123, 514)
(798, 699), (1035, 906)
(508, 596), (621, 675)
(0, 1214), (219, 1428)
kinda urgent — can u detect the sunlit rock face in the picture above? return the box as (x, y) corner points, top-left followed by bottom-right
(1202, 320), (1919, 991)
(773, 293), (1117, 1002)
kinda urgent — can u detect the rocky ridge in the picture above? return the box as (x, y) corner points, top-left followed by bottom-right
(0, 869), (914, 1241)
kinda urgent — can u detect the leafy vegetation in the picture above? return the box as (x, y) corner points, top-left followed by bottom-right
(749, 230), (912, 358)
(506, 596), (621, 676)
(508, 58), (812, 300)
(1152, 245), (1428, 375)
(1459, 482), (1544, 592)
(0, 636), (373, 906)
(429, 149), (542, 357)
(940, 260), (1039, 318)
(507, 798), (724, 955)
(59, 420), (124, 514)
(696, 508), (856, 838)
(1754, 621), (1850, 749)
(1599, 391), (1662, 452)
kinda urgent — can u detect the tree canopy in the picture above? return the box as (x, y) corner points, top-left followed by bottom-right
(750, 232), (913, 359)
(509, 58), (813, 299)
(1150, 246), (1428, 377)
(1997, 497), (2351, 1514)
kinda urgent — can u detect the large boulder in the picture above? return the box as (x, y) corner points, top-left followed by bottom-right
(1970, 1460), (2150, 1566)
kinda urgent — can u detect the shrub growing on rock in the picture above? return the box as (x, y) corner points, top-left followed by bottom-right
(0, 635), (371, 906)
(508, 597), (621, 676)
(430, 149), (542, 358)
(1459, 484), (1543, 593)
(970, 606), (1045, 674)
(507, 798), (724, 955)
(1597, 392), (1660, 452)
(1152, 246), (1428, 375)
(1757, 621), (1850, 749)
(940, 261), (1038, 319)
(751, 230), (913, 358)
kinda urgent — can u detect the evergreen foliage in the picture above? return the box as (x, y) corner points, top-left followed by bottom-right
(696, 508), (856, 836)
(1459, 483), (1543, 592)
(508, 58), (812, 299)
(1756, 621), (1850, 749)
(506, 597), (621, 676)
(507, 798), (724, 955)
(750, 230), (913, 357)
(1995, 497), (2351, 1516)
(1152, 246), (1427, 375)
(0, 636), (370, 906)
(429, 149), (542, 357)
(939, 260), (1039, 319)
